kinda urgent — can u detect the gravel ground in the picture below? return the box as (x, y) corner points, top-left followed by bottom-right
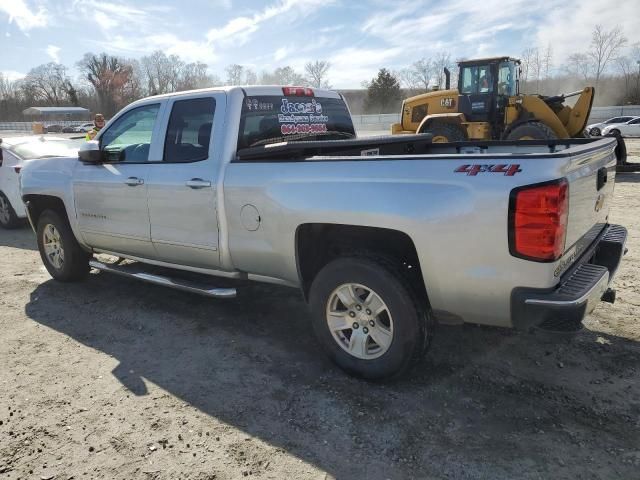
(0, 143), (639, 480)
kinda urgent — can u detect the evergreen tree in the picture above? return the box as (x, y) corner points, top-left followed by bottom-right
(364, 68), (402, 113)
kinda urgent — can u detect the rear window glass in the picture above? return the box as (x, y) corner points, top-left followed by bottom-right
(238, 95), (355, 149)
(164, 97), (216, 163)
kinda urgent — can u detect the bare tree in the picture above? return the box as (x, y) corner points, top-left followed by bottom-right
(22, 63), (72, 105)
(530, 48), (543, 92)
(140, 51), (182, 95)
(616, 55), (635, 102)
(244, 68), (257, 85)
(396, 68), (420, 91)
(77, 53), (137, 116)
(543, 45), (553, 79)
(589, 24), (628, 89)
(179, 62), (220, 90)
(411, 58), (434, 91)
(304, 60), (331, 88)
(566, 53), (592, 82)
(260, 66), (305, 85)
(225, 64), (244, 86)
(520, 48), (534, 91)
(225, 64), (257, 85)
(432, 52), (453, 88)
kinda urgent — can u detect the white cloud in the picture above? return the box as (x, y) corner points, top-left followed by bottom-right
(274, 47), (291, 62)
(0, 0), (48, 31)
(535, 0), (640, 65)
(106, 33), (218, 65)
(94, 11), (118, 31)
(1, 70), (26, 81)
(206, 0), (333, 47)
(328, 47), (405, 87)
(46, 44), (61, 63)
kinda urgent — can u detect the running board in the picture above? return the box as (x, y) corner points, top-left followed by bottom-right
(89, 260), (237, 298)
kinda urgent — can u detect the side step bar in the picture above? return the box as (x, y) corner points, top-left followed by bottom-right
(89, 260), (237, 299)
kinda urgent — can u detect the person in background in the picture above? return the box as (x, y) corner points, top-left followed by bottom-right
(85, 114), (105, 141)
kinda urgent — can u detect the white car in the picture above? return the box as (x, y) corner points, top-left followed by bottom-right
(73, 123), (95, 133)
(0, 136), (83, 228)
(587, 116), (637, 136)
(601, 117), (640, 137)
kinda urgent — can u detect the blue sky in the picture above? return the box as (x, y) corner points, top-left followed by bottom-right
(1, 0), (639, 88)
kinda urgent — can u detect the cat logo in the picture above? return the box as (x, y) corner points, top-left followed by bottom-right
(440, 97), (455, 108)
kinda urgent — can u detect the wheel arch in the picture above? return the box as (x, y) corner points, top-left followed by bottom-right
(22, 194), (69, 232)
(417, 113), (466, 133)
(295, 223), (429, 306)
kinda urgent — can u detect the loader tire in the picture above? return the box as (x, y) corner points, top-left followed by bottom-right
(418, 122), (467, 143)
(506, 122), (557, 141)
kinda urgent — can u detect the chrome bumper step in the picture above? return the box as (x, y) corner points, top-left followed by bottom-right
(89, 260), (237, 299)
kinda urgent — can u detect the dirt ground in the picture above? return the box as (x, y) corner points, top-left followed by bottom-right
(1, 144), (639, 480)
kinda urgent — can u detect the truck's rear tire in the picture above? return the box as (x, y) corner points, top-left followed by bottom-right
(0, 192), (21, 229)
(418, 122), (467, 143)
(506, 122), (557, 140)
(37, 210), (91, 282)
(308, 255), (431, 380)
(606, 130), (627, 166)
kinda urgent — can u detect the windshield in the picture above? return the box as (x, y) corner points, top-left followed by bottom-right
(10, 139), (84, 160)
(238, 95), (355, 149)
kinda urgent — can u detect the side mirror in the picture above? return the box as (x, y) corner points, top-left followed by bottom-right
(78, 140), (103, 163)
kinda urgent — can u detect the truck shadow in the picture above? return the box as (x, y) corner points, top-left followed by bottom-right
(615, 172), (640, 183)
(0, 225), (37, 251)
(24, 273), (640, 479)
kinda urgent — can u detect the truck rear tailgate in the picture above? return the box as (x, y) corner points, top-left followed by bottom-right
(562, 138), (617, 263)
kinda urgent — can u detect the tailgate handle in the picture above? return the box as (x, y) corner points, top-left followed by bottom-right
(597, 167), (608, 191)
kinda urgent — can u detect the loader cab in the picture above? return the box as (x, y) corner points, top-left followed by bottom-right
(457, 57), (519, 138)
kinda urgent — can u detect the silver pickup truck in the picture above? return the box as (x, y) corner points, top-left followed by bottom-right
(19, 86), (627, 379)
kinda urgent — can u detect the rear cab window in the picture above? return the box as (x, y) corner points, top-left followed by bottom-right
(237, 91), (355, 150)
(163, 97), (216, 163)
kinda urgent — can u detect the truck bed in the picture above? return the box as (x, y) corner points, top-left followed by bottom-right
(235, 135), (606, 162)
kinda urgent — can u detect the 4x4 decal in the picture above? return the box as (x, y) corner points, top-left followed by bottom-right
(455, 164), (522, 176)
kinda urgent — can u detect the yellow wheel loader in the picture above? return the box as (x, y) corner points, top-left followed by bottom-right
(391, 57), (594, 142)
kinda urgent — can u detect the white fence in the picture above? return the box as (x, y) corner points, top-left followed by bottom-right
(586, 106), (640, 124)
(1, 105), (639, 135)
(353, 106), (640, 133)
(0, 120), (86, 132)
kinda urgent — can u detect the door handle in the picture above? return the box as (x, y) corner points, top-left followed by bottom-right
(186, 178), (212, 189)
(125, 177), (144, 186)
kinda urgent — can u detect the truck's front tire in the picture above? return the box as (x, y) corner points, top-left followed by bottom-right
(309, 255), (431, 380)
(37, 210), (91, 282)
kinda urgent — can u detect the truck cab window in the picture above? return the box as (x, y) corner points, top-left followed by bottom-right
(100, 104), (160, 163)
(460, 66), (476, 94)
(478, 66), (492, 93)
(498, 62), (515, 96)
(163, 97), (216, 163)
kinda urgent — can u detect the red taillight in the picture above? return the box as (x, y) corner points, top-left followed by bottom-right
(509, 179), (569, 261)
(282, 86), (314, 97)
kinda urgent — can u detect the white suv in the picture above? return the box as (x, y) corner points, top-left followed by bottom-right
(0, 136), (82, 228)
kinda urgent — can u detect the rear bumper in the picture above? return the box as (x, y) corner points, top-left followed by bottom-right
(511, 224), (627, 331)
